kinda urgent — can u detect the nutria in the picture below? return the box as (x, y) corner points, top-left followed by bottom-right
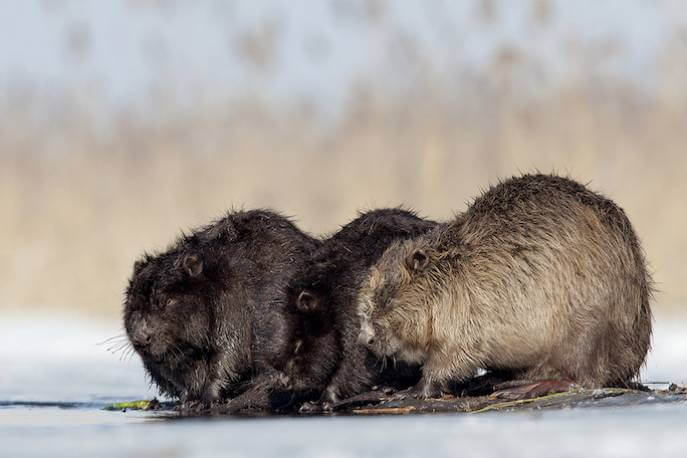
(123, 209), (319, 405)
(275, 208), (437, 410)
(357, 174), (653, 398)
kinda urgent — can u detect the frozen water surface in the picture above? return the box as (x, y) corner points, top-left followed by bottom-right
(1, 313), (686, 458)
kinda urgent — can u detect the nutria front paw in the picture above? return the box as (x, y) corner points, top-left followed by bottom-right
(297, 389), (338, 414)
(298, 401), (325, 413)
(323, 385), (341, 407)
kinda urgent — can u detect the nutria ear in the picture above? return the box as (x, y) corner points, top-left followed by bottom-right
(296, 291), (320, 313)
(408, 249), (429, 271)
(183, 254), (203, 277)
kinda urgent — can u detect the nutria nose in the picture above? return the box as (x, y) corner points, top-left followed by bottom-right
(358, 329), (375, 346)
(133, 331), (151, 347)
(132, 322), (152, 347)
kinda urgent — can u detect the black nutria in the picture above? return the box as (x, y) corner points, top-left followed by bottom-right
(276, 208), (437, 410)
(123, 209), (319, 405)
(358, 174), (653, 399)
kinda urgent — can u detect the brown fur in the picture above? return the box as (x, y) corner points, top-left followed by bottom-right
(358, 174), (653, 397)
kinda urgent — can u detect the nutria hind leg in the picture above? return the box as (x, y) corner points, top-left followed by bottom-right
(490, 379), (577, 400)
(488, 364), (578, 400)
(406, 348), (487, 399)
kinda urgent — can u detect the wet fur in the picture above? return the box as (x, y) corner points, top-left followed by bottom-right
(123, 209), (319, 404)
(278, 208), (438, 406)
(358, 174), (653, 396)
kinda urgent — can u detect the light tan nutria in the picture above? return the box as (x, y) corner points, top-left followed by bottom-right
(357, 174), (653, 397)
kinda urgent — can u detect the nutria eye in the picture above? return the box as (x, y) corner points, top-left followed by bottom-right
(158, 298), (175, 309)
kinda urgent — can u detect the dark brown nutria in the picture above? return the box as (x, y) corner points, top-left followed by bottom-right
(358, 174), (653, 398)
(123, 209), (319, 405)
(274, 208), (438, 410)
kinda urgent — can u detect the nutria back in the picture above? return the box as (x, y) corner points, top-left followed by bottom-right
(124, 209), (319, 402)
(462, 174), (652, 384)
(359, 174), (652, 391)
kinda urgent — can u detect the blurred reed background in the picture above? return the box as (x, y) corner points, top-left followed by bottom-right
(1, 0), (686, 317)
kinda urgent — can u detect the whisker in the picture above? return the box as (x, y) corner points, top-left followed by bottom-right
(107, 341), (130, 353)
(124, 347), (137, 362)
(108, 347), (125, 356)
(97, 334), (127, 346)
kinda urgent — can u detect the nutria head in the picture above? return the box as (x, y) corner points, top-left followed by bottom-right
(124, 247), (218, 400)
(357, 236), (451, 364)
(124, 209), (317, 402)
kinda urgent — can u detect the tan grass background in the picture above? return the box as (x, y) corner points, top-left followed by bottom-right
(2, 83), (686, 317)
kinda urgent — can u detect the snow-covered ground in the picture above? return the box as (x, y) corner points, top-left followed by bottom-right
(0, 312), (685, 458)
